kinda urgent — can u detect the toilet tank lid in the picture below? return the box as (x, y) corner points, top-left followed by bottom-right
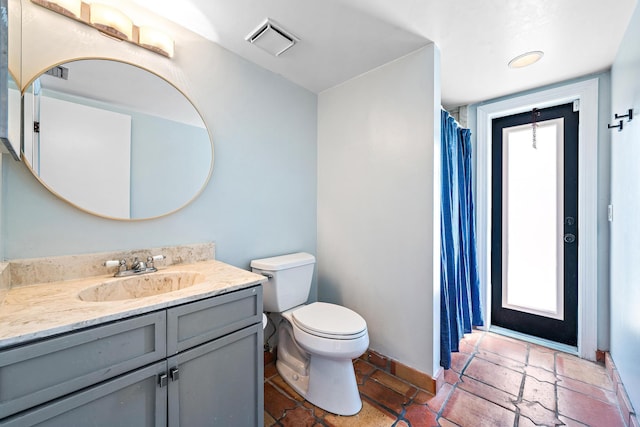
(250, 252), (315, 271)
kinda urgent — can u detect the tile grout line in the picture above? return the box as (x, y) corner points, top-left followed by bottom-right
(359, 363), (413, 424)
(551, 350), (602, 426)
(512, 343), (529, 427)
(444, 331), (530, 423)
(434, 330), (486, 425)
(265, 376), (328, 425)
(459, 332), (544, 425)
(553, 350), (561, 425)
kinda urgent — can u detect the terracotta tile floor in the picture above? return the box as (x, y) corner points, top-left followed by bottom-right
(264, 330), (627, 426)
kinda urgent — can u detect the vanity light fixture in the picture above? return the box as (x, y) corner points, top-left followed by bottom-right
(139, 26), (175, 58)
(89, 3), (133, 41)
(508, 50), (544, 69)
(30, 0), (175, 58)
(32, 0), (82, 18)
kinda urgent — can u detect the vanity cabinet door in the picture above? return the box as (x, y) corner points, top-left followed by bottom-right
(0, 361), (167, 427)
(0, 311), (166, 419)
(166, 286), (262, 354)
(167, 323), (263, 427)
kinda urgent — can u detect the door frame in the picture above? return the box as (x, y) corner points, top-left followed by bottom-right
(476, 79), (599, 360)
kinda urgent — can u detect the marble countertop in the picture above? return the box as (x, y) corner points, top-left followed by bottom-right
(0, 260), (266, 349)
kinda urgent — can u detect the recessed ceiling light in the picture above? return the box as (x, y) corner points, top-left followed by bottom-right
(508, 51), (544, 69)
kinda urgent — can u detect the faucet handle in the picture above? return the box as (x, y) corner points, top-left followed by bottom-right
(147, 254), (165, 269)
(104, 259), (127, 272)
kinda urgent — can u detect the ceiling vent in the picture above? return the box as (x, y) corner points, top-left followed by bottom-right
(245, 19), (299, 57)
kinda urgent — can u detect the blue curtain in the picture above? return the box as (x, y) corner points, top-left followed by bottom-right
(440, 109), (483, 369)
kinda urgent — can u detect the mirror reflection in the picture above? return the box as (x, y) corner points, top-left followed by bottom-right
(23, 59), (213, 220)
(4, 74), (21, 159)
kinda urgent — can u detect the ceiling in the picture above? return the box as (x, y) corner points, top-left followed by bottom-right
(122, 0), (637, 108)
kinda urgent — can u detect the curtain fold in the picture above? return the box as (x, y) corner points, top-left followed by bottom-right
(440, 110), (483, 369)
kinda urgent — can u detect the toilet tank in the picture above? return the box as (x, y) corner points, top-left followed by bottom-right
(251, 252), (315, 312)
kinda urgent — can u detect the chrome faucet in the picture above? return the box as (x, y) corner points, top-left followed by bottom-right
(131, 257), (147, 272)
(103, 255), (166, 277)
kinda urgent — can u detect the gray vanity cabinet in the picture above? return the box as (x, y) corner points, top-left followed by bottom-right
(0, 285), (263, 426)
(167, 324), (263, 427)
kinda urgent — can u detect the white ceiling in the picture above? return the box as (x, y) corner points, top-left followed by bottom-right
(122, 0), (637, 108)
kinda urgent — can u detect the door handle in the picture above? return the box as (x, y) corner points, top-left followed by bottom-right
(564, 233), (576, 243)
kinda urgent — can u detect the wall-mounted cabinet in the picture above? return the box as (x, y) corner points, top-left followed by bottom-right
(0, 286), (264, 426)
(0, 0), (21, 160)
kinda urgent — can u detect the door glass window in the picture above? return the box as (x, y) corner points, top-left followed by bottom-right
(501, 118), (565, 320)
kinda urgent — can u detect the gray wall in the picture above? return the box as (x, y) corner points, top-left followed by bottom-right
(317, 46), (441, 376)
(4, 1), (317, 298)
(610, 2), (640, 412)
(467, 71), (612, 351)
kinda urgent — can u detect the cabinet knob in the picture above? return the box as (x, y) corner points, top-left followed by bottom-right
(170, 367), (180, 382)
(158, 373), (168, 387)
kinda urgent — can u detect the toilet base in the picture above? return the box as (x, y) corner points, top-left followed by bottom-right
(276, 359), (310, 399)
(276, 355), (363, 416)
(306, 355), (363, 416)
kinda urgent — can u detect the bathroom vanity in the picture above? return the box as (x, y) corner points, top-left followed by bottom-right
(0, 254), (265, 427)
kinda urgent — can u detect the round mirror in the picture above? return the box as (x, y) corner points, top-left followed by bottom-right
(22, 59), (213, 220)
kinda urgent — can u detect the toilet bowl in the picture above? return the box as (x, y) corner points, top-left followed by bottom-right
(251, 253), (369, 416)
(286, 302), (368, 358)
(279, 302), (369, 415)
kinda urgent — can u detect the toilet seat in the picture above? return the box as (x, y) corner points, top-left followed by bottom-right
(291, 302), (367, 340)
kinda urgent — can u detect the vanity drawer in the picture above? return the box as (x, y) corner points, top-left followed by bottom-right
(167, 285), (262, 354)
(0, 311), (166, 419)
(0, 361), (167, 427)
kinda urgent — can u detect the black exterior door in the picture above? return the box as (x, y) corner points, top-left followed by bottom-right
(491, 102), (579, 346)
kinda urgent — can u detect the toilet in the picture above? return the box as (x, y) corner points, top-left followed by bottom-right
(251, 252), (369, 416)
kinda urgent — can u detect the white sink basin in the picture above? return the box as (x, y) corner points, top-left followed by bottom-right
(78, 271), (206, 302)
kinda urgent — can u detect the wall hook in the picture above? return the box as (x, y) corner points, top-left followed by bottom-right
(615, 109), (633, 122)
(608, 120), (624, 132)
